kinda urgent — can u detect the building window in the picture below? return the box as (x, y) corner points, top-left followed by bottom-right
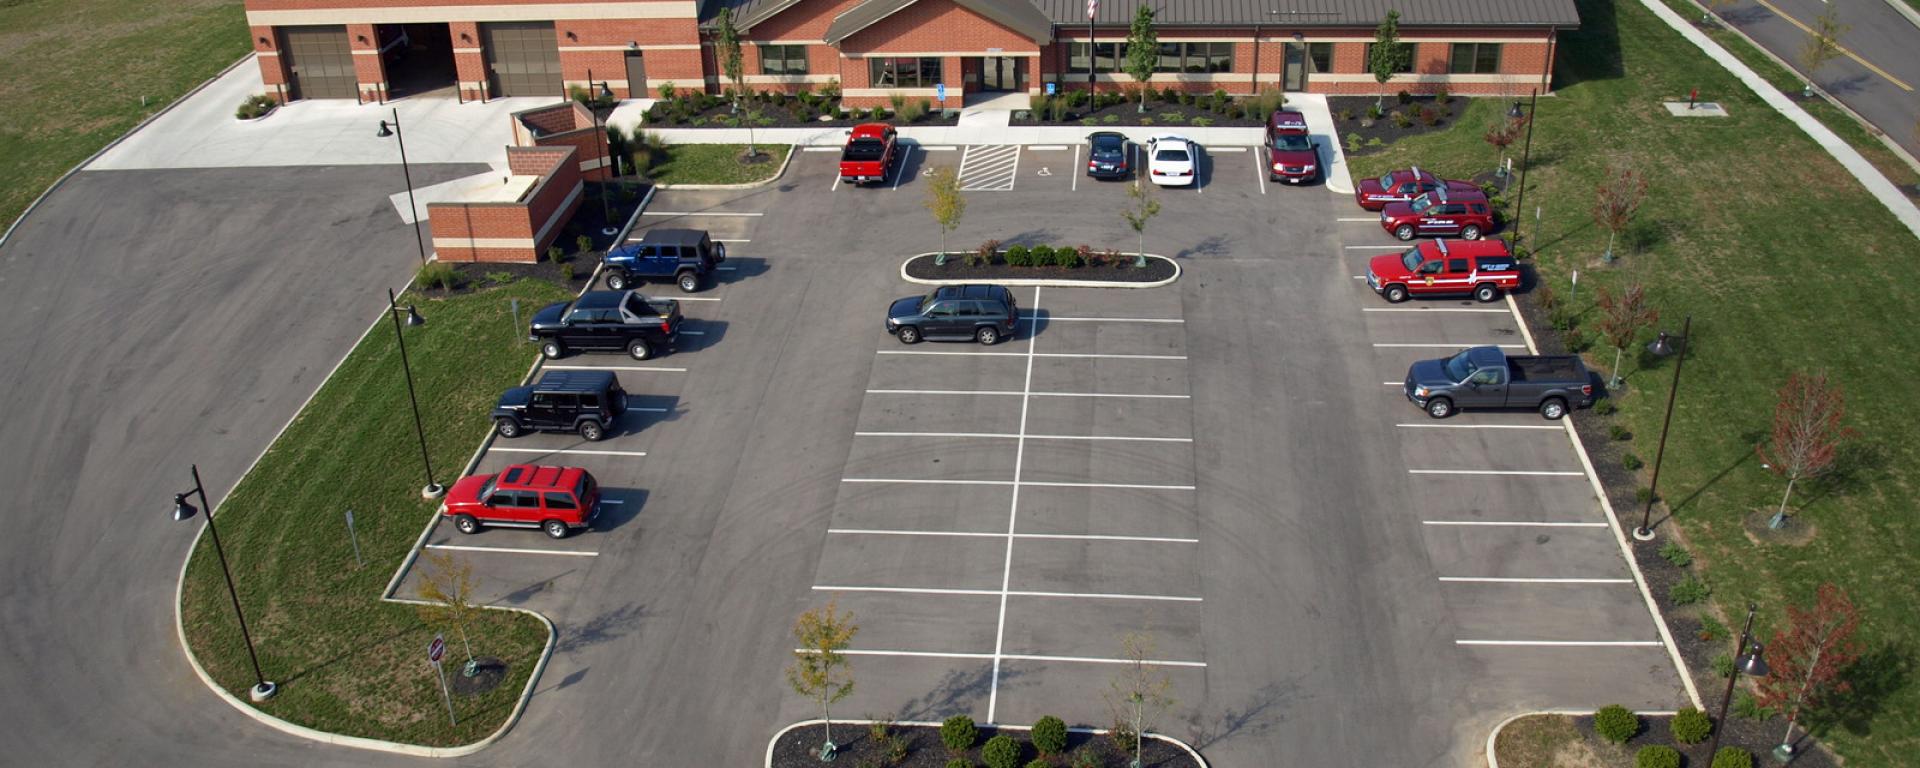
(1449, 43), (1501, 74)
(1307, 42), (1333, 73)
(1066, 41), (1230, 75)
(759, 44), (808, 75)
(1364, 42), (1417, 74)
(868, 57), (943, 88)
(1066, 42), (1125, 73)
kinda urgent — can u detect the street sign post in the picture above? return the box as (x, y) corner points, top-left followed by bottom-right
(429, 635), (455, 725)
(936, 83), (946, 104)
(1046, 82), (1056, 96)
(344, 509), (362, 568)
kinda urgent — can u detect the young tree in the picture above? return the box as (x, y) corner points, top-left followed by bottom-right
(1483, 116), (1525, 177)
(1756, 583), (1862, 759)
(786, 599), (858, 759)
(1121, 179), (1161, 268)
(1797, 6), (1850, 98)
(1125, 5), (1159, 113)
(1369, 11), (1411, 112)
(1105, 632), (1176, 763)
(924, 166), (966, 264)
(1591, 161), (1648, 263)
(1594, 283), (1658, 389)
(1756, 370), (1852, 529)
(414, 550), (480, 675)
(713, 9), (761, 159)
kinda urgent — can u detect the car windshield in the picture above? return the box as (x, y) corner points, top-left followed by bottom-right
(1400, 249), (1423, 271)
(478, 474), (499, 500)
(1409, 194), (1435, 213)
(1271, 134), (1311, 151)
(843, 139), (887, 161)
(1443, 349), (1478, 382)
(1154, 148), (1189, 162)
(1091, 139), (1124, 159)
(1377, 173), (1395, 188)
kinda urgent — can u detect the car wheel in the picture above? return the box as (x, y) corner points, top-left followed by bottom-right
(677, 271), (700, 293)
(1540, 398), (1568, 420)
(1474, 284), (1500, 303)
(1384, 284), (1410, 303)
(1395, 224), (1416, 241)
(494, 417), (521, 438)
(578, 420), (605, 442)
(543, 519), (569, 539)
(976, 326), (999, 345)
(606, 272), (629, 291)
(896, 325), (921, 344)
(1426, 397), (1454, 419)
(453, 514), (480, 535)
(628, 339), (653, 361)
(541, 340), (565, 359)
(1462, 225), (1483, 240)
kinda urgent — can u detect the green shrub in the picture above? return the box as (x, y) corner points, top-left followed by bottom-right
(1108, 719), (1138, 753)
(941, 715), (979, 754)
(416, 261), (460, 291)
(1593, 704), (1640, 743)
(1712, 652), (1736, 678)
(1621, 453), (1644, 471)
(1081, 117), (1097, 126)
(904, 99), (930, 122)
(1025, 760), (1050, 768)
(576, 234), (594, 255)
(1698, 614), (1728, 642)
(234, 93), (277, 120)
(1434, 87), (1452, 105)
(1390, 110), (1412, 128)
(1337, 107), (1355, 121)
(1593, 399), (1617, 415)
(947, 760), (973, 768)
(1396, 89), (1414, 105)
(1068, 746), (1100, 768)
(657, 81), (676, 100)
(1366, 103), (1384, 120)
(1139, 117), (1154, 126)
(1102, 113), (1120, 125)
(559, 262), (575, 281)
(1005, 245), (1032, 267)
(1365, 137), (1383, 147)
(1659, 540), (1692, 568)
(1158, 112), (1186, 124)
(981, 735), (1021, 768)
(1027, 245), (1054, 265)
(821, 77), (841, 99)
(1031, 715), (1068, 756)
(1636, 486), (1657, 505)
(1191, 116), (1214, 127)
(1733, 691), (1771, 720)
(1712, 747), (1754, 768)
(1636, 745), (1681, 768)
(1609, 424), (1632, 441)
(1346, 134), (1363, 154)
(889, 92), (907, 112)
(1563, 328), (1591, 353)
(1670, 706), (1712, 744)
(485, 270), (517, 285)
(546, 246), (565, 264)
(1670, 575), (1711, 605)
(1052, 245), (1081, 268)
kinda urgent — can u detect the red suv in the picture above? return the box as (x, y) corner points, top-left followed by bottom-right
(444, 464), (602, 538)
(1354, 166), (1479, 211)
(1264, 110), (1318, 184)
(1379, 186), (1497, 241)
(1366, 239), (1521, 303)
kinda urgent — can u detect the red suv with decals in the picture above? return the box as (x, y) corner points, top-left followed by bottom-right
(1265, 110), (1319, 184)
(1379, 186), (1497, 241)
(1354, 166), (1479, 210)
(1366, 239), (1521, 303)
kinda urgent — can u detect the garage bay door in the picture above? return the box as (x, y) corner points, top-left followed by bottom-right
(281, 25), (357, 100)
(482, 22), (562, 97)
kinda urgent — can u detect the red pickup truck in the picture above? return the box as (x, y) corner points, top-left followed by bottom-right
(839, 123), (897, 184)
(1366, 239), (1520, 303)
(444, 463), (602, 538)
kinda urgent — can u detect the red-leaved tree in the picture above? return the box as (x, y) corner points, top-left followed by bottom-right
(1591, 161), (1648, 263)
(1756, 583), (1862, 754)
(1595, 283), (1658, 389)
(1483, 116), (1525, 176)
(1755, 371), (1852, 529)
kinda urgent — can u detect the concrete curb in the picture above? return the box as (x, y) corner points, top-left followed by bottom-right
(652, 144), (795, 189)
(1637, 0), (1920, 240)
(0, 53), (259, 250)
(1880, 0), (1920, 29)
(1484, 709), (1680, 767)
(1504, 293), (1703, 713)
(766, 719), (1209, 768)
(898, 252), (1180, 289)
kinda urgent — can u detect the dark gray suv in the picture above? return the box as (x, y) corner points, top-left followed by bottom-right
(492, 370), (628, 441)
(884, 284), (1018, 345)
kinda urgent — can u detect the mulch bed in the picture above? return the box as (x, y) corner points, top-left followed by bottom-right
(1509, 291), (1842, 768)
(1010, 96), (1265, 128)
(447, 657), (508, 697)
(1329, 95), (1465, 156)
(904, 251), (1176, 285)
(770, 723), (1199, 768)
(642, 92), (960, 129)
(424, 181), (649, 297)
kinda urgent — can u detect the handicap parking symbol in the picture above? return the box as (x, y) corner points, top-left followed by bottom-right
(1037, 167), (1052, 177)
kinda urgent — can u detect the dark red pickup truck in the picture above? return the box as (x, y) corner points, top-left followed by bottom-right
(839, 123), (897, 184)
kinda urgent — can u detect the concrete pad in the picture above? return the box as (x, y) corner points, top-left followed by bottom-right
(813, 531), (1005, 591)
(842, 434), (1018, 482)
(1006, 537), (1201, 598)
(827, 591), (1000, 655)
(1017, 440), (1196, 488)
(866, 351), (1028, 393)
(854, 391), (1022, 435)
(1000, 598), (1204, 660)
(1020, 395), (1192, 442)
(1441, 581), (1661, 643)
(1028, 320), (1186, 358)
(1286, 93), (1355, 195)
(1663, 101), (1729, 117)
(1029, 356), (1190, 397)
(1011, 485), (1199, 540)
(1393, 426), (1585, 473)
(1421, 524), (1632, 580)
(1457, 644), (1684, 711)
(828, 481), (1014, 534)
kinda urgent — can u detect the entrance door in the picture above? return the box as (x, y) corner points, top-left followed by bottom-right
(281, 25), (357, 100)
(481, 21), (562, 97)
(624, 51), (646, 98)
(1282, 42), (1307, 92)
(981, 57), (1020, 91)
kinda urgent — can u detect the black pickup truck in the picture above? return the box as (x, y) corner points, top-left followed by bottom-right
(529, 290), (681, 361)
(1404, 346), (1594, 419)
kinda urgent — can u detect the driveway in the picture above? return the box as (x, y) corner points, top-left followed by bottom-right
(1717, 0), (1920, 160)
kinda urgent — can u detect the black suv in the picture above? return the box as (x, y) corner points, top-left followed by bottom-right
(492, 370), (628, 442)
(885, 284), (1018, 345)
(529, 290), (682, 361)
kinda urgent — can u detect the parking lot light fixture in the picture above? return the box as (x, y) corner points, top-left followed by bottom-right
(389, 288), (444, 499)
(376, 109), (429, 268)
(1507, 89), (1539, 250)
(171, 464), (278, 703)
(1709, 602), (1768, 758)
(1634, 315), (1690, 541)
(587, 68), (620, 237)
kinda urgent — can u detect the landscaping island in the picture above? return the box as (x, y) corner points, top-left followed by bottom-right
(770, 719), (1203, 768)
(903, 247), (1177, 286)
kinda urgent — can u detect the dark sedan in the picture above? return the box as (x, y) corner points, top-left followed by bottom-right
(1085, 131), (1134, 180)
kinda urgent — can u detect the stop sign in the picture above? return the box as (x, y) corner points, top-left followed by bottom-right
(428, 635), (446, 664)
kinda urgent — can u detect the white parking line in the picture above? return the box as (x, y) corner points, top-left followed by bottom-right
(799, 648), (1205, 667)
(842, 478), (1017, 486)
(424, 544), (599, 557)
(547, 365), (686, 372)
(802, 146), (840, 152)
(676, 296), (722, 302)
(1027, 145), (1069, 150)
(715, 238), (751, 243)
(1337, 217), (1380, 222)
(814, 585), (1201, 602)
(1344, 245), (1403, 250)
(876, 350), (1187, 360)
(1209, 146), (1248, 152)
(922, 146), (957, 151)
(1362, 307), (1511, 313)
(1423, 520), (1610, 528)
(1373, 343), (1528, 348)
(1253, 151), (1267, 195)
(877, 349), (1023, 357)
(1408, 469), (1585, 477)
(1031, 391), (1191, 399)
(854, 431), (1191, 443)
(1020, 481), (1196, 490)
(627, 407), (671, 413)
(1020, 315), (1183, 323)
(491, 448), (649, 457)
(827, 529), (1199, 544)
(679, 330), (706, 336)
(1394, 423), (1565, 430)
(892, 146), (912, 191)
(1038, 352), (1186, 360)
(716, 266), (737, 271)
(1438, 577), (1634, 584)
(863, 389), (1190, 399)
(1072, 144), (1080, 192)
(1456, 640), (1664, 647)
(640, 211), (764, 217)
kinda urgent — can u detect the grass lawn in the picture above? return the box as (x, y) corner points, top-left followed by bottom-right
(181, 277), (572, 746)
(0, 0), (249, 233)
(645, 143), (792, 185)
(1494, 714), (1599, 767)
(1349, 0), (1919, 764)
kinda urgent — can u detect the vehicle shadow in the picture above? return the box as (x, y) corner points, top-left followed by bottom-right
(490, 567), (581, 606)
(893, 140), (932, 188)
(620, 393), (685, 429)
(592, 487), (650, 533)
(676, 318), (730, 353)
(714, 255), (769, 285)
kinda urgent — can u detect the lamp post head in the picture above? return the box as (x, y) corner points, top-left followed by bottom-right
(172, 493), (196, 521)
(1647, 330), (1679, 357)
(405, 305), (425, 327)
(598, 81), (615, 102)
(1739, 641), (1769, 677)
(1507, 101), (1525, 119)
(377, 120), (395, 138)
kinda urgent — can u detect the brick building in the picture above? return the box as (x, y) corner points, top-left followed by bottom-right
(244, 0), (1576, 106)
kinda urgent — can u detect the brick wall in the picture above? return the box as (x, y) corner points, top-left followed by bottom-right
(431, 145), (582, 263)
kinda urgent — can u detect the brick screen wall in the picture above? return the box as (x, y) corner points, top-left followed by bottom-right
(430, 145), (582, 263)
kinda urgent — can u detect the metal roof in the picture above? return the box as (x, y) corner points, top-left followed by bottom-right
(1026, 0), (1579, 27)
(823, 0), (1054, 44)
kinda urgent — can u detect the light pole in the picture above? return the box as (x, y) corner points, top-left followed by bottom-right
(172, 464), (278, 702)
(388, 288), (443, 499)
(1635, 315), (1691, 541)
(376, 110), (429, 267)
(1709, 602), (1769, 759)
(586, 69), (619, 236)
(1507, 88), (1539, 251)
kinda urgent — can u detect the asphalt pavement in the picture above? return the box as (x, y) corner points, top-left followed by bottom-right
(1716, 0), (1920, 161)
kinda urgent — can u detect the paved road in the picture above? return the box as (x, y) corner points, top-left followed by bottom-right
(1718, 0), (1920, 161)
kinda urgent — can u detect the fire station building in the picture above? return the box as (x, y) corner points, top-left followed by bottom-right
(244, 0), (1577, 106)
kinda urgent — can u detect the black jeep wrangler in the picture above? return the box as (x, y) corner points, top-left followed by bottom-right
(492, 370), (628, 442)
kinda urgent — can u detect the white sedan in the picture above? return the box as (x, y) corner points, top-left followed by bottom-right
(1146, 134), (1198, 187)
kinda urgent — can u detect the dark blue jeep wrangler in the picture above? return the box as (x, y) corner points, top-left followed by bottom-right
(604, 228), (726, 293)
